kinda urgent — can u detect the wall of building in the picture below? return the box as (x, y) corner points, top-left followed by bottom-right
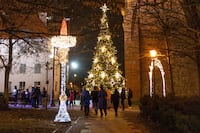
(123, 0), (141, 101)
(123, 0), (200, 101)
(0, 39), (53, 97)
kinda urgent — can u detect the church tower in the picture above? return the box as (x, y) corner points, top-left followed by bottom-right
(123, 0), (141, 101)
(122, 0), (200, 101)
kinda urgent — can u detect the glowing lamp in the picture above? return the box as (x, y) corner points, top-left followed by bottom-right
(150, 50), (157, 58)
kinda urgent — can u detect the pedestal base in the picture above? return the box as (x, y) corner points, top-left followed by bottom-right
(54, 100), (71, 122)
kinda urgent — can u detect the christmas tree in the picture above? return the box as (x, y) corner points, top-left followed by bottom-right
(85, 4), (125, 92)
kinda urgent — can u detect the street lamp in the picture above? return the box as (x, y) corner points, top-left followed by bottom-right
(70, 61), (78, 85)
(150, 50), (157, 58)
(49, 47), (56, 107)
(45, 61), (52, 110)
(71, 61), (78, 70)
(149, 50), (157, 96)
(149, 50), (166, 97)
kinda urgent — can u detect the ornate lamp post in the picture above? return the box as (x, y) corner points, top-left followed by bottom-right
(149, 50), (157, 96)
(149, 50), (166, 97)
(51, 18), (76, 122)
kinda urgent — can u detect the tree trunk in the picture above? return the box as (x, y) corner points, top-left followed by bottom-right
(165, 38), (175, 96)
(4, 66), (10, 103)
(3, 38), (13, 104)
(196, 46), (200, 95)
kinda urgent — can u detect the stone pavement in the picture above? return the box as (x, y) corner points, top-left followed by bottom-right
(77, 106), (152, 133)
(9, 101), (154, 133)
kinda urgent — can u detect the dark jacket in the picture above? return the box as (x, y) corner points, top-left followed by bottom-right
(83, 90), (90, 106)
(91, 90), (99, 103)
(98, 88), (107, 109)
(111, 89), (120, 106)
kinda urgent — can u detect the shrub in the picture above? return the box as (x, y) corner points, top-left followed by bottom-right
(139, 95), (200, 133)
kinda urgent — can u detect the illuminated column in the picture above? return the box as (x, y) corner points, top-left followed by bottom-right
(51, 18), (76, 122)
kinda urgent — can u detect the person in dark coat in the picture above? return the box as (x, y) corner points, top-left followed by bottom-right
(91, 86), (99, 115)
(31, 87), (36, 107)
(41, 87), (47, 108)
(98, 85), (107, 117)
(35, 86), (41, 108)
(82, 88), (90, 116)
(120, 87), (126, 111)
(128, 88), (133, 107)
(111, 89), (120, 117)
(25, 89), (30, 105)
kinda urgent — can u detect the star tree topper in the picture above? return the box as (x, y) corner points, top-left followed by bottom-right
(100, 3), (109, 13)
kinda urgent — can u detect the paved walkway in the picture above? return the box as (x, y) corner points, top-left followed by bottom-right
(82, 113), (134, 133)
(9, 101), (153, 133)
(78, 106), (151, 133)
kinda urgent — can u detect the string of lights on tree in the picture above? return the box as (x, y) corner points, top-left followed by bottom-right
(85, 4), (125, 92)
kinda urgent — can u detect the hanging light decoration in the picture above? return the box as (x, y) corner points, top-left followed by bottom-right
(51, 19), (76, 53)
(101, 71), (106, 79)
(101, 46), (106, 52)
(111, 57), (116, 64)
(94, 57), (98, 63)
(51, 36), (76, 49)
(115, 71), (121, 79)
(88, 73), (94, 78)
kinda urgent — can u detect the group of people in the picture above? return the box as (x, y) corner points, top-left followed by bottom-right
(12, 86), (47, 108)
(80, 85), (133, 117)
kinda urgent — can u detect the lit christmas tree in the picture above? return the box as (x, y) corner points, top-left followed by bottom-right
(85, 4), (125, 92)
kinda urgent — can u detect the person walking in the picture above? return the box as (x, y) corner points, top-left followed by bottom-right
(82, 88), (90, 116)
(111, 89), (120, 117)
(41, 87), (47, 108)
(91, 86), (99, 115)
(24, 88), (30, 105)
(31, 86), (36, 107)
(120, 87), (126, 111)
(35, 86), (41, 108)
(98, 85), (107, 117)
(69, 90), (74, 107)
(13, 86), (18, 105)
(128, 88), (133, 107)
(106, 87), (111, 109)
(80, 86), (85, 110)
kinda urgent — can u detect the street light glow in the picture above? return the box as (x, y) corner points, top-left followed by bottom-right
(71, 62), (78, 69)
(150, 50), (157, 58)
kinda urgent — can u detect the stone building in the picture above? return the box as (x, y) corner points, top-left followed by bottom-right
(0, 12), (53, 96)
(123, 0), (200, 101)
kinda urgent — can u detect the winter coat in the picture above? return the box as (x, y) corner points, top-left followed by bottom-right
(91, 90), (99, 103)
(83, 90), (90, 106)
(98, 89), (107, 109)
